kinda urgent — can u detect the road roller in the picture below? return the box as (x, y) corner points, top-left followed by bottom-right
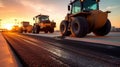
(33, 14), (56, 34)
(60, 0), (111, 37)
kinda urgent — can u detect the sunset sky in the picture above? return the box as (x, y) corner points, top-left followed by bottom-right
(0, 0), (120, 30)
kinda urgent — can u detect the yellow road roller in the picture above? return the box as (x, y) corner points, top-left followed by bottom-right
(33, 15), (56, 34)
(60, 0), (111, 37)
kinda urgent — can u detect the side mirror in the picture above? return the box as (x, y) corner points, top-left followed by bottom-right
(106, 11), (111, 13)
(68, 5), (70, 11)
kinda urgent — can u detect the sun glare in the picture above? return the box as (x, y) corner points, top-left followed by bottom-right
(4, 24), (13, 30)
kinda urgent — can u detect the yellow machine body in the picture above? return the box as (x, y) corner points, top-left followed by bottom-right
(87, 10), (108, 31)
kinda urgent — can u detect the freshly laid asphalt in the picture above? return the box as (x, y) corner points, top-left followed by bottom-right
(3, 32), (120, 67)
(0, 32), (120, 67)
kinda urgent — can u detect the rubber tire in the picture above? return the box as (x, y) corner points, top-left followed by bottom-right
(36, 25), (40, 34)
(44, 30), (48, 33)
(32, 30), (35, 33)
(24, 30), (27, 33)
(93, 19), (111, 36)
(60, 20), (71, 36)
(49, 28), (54, 33)
(71, 17), (88, 37)
(19, 28), (23, 33)
(32, 26), (36, 33)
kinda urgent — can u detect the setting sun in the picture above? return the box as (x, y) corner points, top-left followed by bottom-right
(4, 24), (13, 30)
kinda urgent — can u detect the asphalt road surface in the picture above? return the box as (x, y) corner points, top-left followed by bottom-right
(2, 32), (120, 67)
(25, 32), (120, 46)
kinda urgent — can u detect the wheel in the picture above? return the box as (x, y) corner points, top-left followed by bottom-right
(19, 28), (23, 33)
(60, 20), (71, 36)
(44, 30), (48, 33)
(93, 19), (111, 36)
(24, 30), (27, 33)
(32, 30), (35, 33)
(49, 28), (54, 33)
(36, 25), (40, 34)
(32, 26), (36, 33)
(20, 30), (23, 33)
(71, 17), (88, 37)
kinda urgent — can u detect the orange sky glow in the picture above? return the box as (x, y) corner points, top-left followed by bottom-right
(0, 0), (120, 30)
